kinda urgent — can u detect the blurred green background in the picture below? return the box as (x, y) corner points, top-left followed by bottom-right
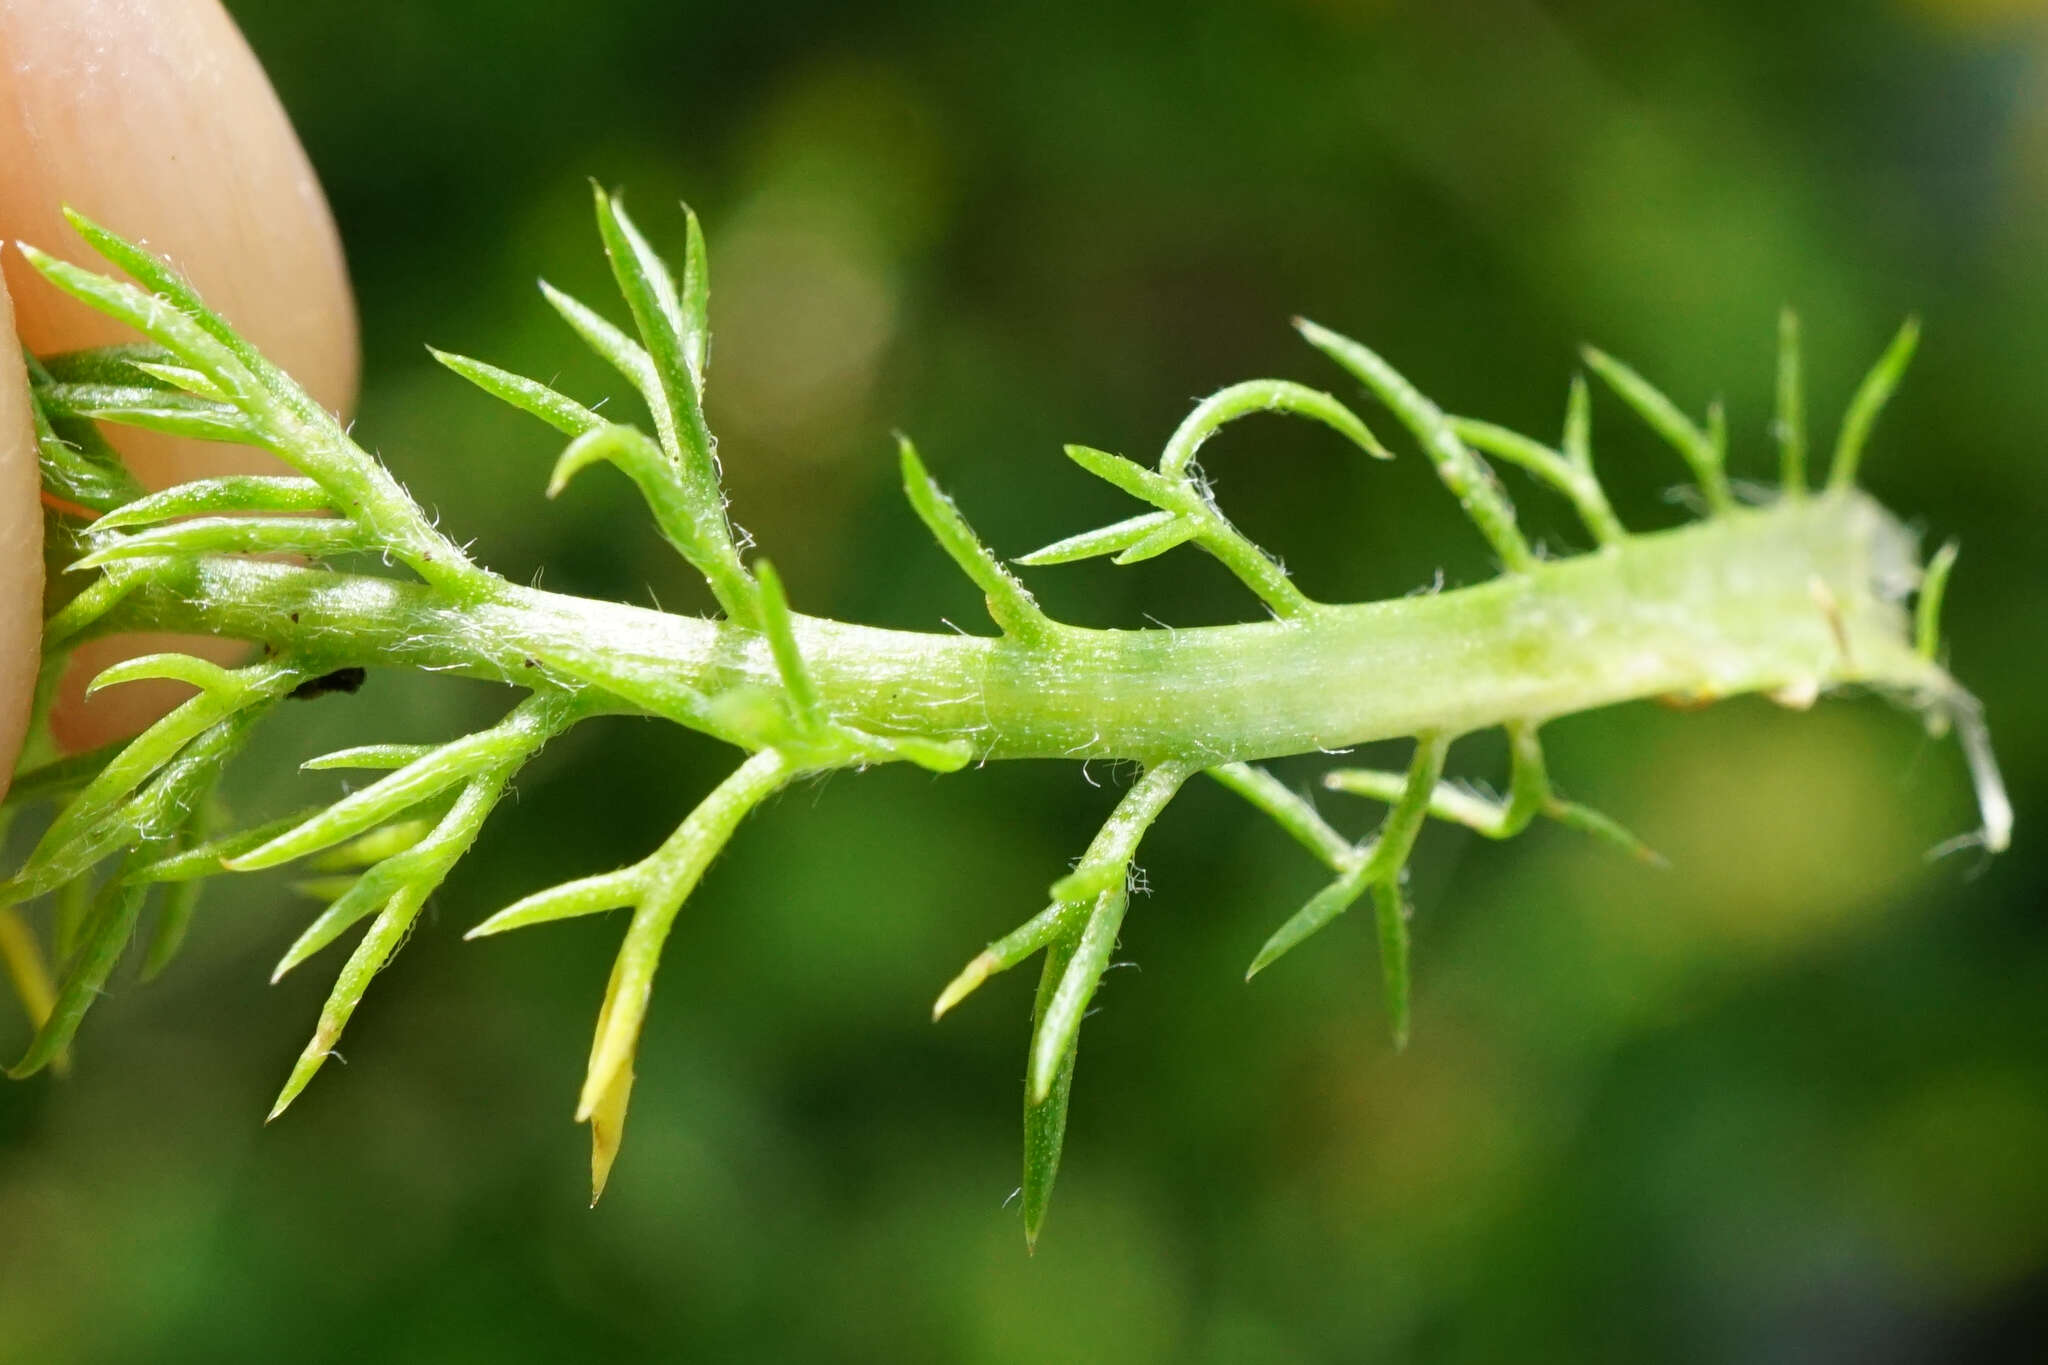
(5, 0), (2047, 1359)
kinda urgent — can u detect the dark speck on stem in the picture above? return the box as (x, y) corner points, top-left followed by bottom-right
(289, 667), (367, 701)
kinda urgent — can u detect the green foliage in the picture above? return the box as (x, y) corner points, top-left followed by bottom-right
(0, 192), (2009, 1247)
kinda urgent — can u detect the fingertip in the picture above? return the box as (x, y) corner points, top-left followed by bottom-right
(0, 272), (40, 795)
(0, 0), (359, 751)
(0, 2), (358, 451)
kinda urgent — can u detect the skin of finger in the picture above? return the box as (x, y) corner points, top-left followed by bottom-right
(0, 276), (39, 801)
(0, 0), (358, 752)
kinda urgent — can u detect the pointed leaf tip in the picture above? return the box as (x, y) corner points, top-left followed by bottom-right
(1021, 945), (1078, 1252)
(1247, 870), (1371, 979)
(932, 949), (996, 1020)
(1015, 511), (1177, 567)
(1829, 316), (1921, 491)
(587, 1060), (635, 1205)
(267, 1043), (329, 1122)
(899, 433), (1052, 641)
(431, 347), (603, 438)
(83, 652), (238, 698)
(464, 867), (643, 940)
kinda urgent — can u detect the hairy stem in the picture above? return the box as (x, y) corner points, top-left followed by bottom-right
(90, 491), (1943, 763)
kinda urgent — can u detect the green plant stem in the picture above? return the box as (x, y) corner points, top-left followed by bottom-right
(89, 491), (1944, 764)
(6, 199), (2004, 1237)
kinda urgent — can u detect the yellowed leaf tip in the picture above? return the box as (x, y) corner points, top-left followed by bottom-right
(932, 950), (996, 1020)
(587, 1063), (635, 1205)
